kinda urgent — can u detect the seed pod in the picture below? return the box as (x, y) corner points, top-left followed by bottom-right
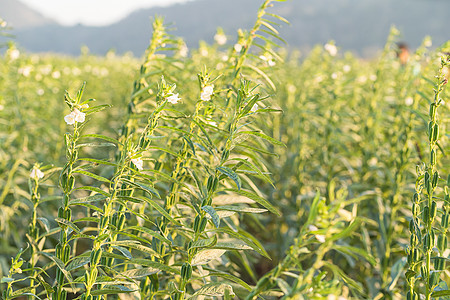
(64, 244), (71, 262)
(437, 234), (446, 252)
(432, 124), (439, 142)
(64, 208), (72, 221)
(409, 219), (414, 232)
(61, 290), (67, 300)
(422, 206), (429, 223)
(431, 150), (437, 166)
(199, 217), (208, 232)
(434, 257), (445, 270)
(431, 201), (437, 220)
(68, 175), (75, 191)
(410, 234), (418, 246)
(428, 121), (434, 141)
(212, 177), (219, 191)
(429, 271), (439, 288)
(206, 175), (214, 192)
(432, 171), (439, 188)
(413, 248), (420, 261)
(58, 207), (65, 218)
(430, 103), (437, 119)
(222, 150), (230, 161)
(90, 248), (102, 266)
(63, 194), (69, 207)
(423, 234), (431, 251)
(56, 243), (62, 258)
(181, 262), (192, 280)
(118, 214), (126, 230)
(421, 265), (427, 280)
(413, 192), (420, 203)
(193, 216), (201, 232)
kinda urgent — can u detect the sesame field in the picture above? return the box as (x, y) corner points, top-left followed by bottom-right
(0, 1), (450, 299)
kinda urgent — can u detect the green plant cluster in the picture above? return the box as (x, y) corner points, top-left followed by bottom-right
(0, 1), (449, 299)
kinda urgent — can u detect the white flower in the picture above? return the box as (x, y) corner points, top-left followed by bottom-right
(200, 48), (208, 57)
(73, 108), (85, 122)
(234, 43), (243, 53)
(30, 167), (44, 180)
(37, 89), (44, 96)
(315, 234), (326, 243)
(208, 121), (217, 127)
(405, 97), (414, 106)
(324, 43), (337, 56)
(131, 157), (143, 171)
(0, 104), (4, 111)
(251, 104), (258, 112)
(64, 108), (85, 125)
(8, 49), (20, 61)
(201, 85), (214, 101)
(52, 71), (61, 79)
(424, 38), (432, 47)
(331, 72), (338, 79)
(268, 59), (276, 67)
(18, 66), (32, 77)
(179, 44), (188, 57)
(166, 93), (181, 104)
(64, 113), (75, 125)
(0, 20), (7, 28)
(214, 33), (227, 45)
(343, 65), (351, 73)
(308, 225), (318, 231)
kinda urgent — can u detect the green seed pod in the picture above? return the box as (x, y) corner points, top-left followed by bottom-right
(193, 215), (201, 232)
(422, 206), (429, 223)
(206, 175), (214, 192)
(443, 214), (450, 228)
(413, 248), (420, 261)
(199, 217), (208, 232)
(431, 150), (437, 166)
(434, 257), (445, 270)
(181, 262), (192, 280)
(437, 234), (445, 252)
(423, 234), (431, 251)
(61, 290), (67, 300)
(413, 192), (420, 203)
(409, 219), (414, 232)
(431, 201), (437, 220)
(433, 124), (439, 142)
(428, 121), (434, 141)
(86, 295), (92, 300)
(410, 234), (418, 246)
(64, 244), (71, 262)
(58, 207), (64, 218)
(222, 150), (230, 161)
(90, 248), (102, 266)
(429, 271), (439, 288)
(420, 265), (427, 280)
(118, 214), (126, 230)
(430, 103), (437, 119)
(430, 230), (436, 248)
(432, 171), (439, 188)
(212, 177), (219, 191)
(56, 243), (62, 258)
(65, 208), (72, 221)
(68, 175), (75, 191)
(63, 194), (70, 207)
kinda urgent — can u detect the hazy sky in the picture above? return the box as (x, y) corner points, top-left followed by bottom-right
(20, 0), (191, 26)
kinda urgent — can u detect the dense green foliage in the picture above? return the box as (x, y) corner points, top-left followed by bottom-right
(0, 1), (449, 299)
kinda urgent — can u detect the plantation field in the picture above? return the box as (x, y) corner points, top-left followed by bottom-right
(1, 2), (449, 299)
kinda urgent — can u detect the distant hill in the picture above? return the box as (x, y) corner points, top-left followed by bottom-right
(0, 0), (56, 29)
(1, 0), (449, 57)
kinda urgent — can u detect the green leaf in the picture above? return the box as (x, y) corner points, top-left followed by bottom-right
(190, 235), (218, 249)
(80, 133), (121, 145)
(77, 157), (118, 167)
(217, 166), (241, 190)
(202, 205), (220, 228)
(72, 170), (111, 183)
(431, 290), (450, 297)
(226, 189), (280, 216)
(66, 256), (90, 271)
(128, 258), (179, 274)
(216, 205), (267, 214)
(39, 252), (74, 290)
(120, 178), (160, 198)
(121, 267), (159, 278)
(189, 283), (234, 298)
(69, 193), (107, 205)
(125, 225), (172, 245)
(237, 130), (285, 147)
(192, 249), (227, 266)
(90, 285), (135, 296)
(55, 218), (81, 234)
(75, 142), (116, 148)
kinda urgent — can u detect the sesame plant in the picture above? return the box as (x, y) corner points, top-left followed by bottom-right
(1, 2), (450, 300)
(406, 54), (449, 300)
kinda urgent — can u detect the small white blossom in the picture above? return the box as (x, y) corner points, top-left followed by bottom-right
(179, 44), (188, 57)
(268, 59), (276, 67)
(131, 157), (144, 171)
(0, 104), (4, 111)
(208, 121), (217, 127)
(214, 33), (227, 45)
(405, 97), (414, 106)
(343, 65), (351, 73)
(8, 49), (20, 60)
(324, 43), (337, 56)
(331, 72), (338, 79)
(64, 108), (85, 125)
(234, 43), (243, 53)
(308, 225), (318, 231)
(37, 89), (44, 96)
(30, 167), (44, 180)
(52, 71), (61, 79)
(0, 20), (7, 28)
(166, 93), (181, 104)
(64, 113), (75, 125)
(315, 234), (326, 243)
(18, 66), (32, 77)
(251, 104), (258, 112)
(200, 48), (208, 57)
(201, 85), (214, 101)
(370, 74), (377, 81)
(424, 38), (432, 47)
